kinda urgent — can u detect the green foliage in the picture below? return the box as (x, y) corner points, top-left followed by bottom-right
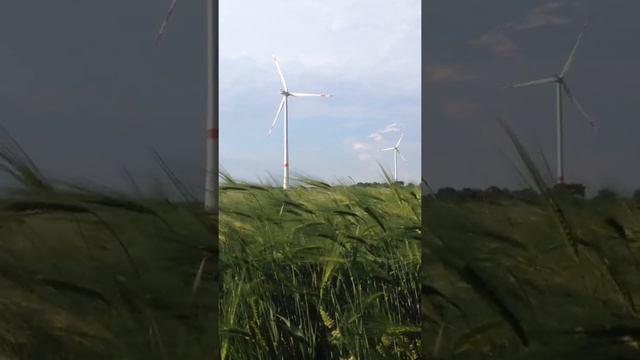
(422, 120), (640, 359)
(0, 128), (420, 359)
(220, 178), (421, 359)
(423, 191), (640, 359)
(0, 137), (217, 359)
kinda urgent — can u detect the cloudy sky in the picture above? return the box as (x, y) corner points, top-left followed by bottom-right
(0, 1), (420, 195)
(219, 0), (420, 185)
(423, 0), (640, 195)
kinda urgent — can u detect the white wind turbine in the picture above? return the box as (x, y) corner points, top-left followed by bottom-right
(508, 24), (596, 185)
(380, 133), (407, 181)
(268, 56), (332, 189)
(155, 0), (218, 211)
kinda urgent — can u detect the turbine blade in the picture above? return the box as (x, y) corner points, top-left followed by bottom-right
(288, 92), (333, 97)
(559, 24), (587, 78)
(395, 133), (404, 148)
(398, 151), (408, 162)
(562, 82), (597, 130)
(510, 77), (557, 88)
(268, 97), (286, 136)
(380, 147), (394, 151)
(272, 55), (288, 91)
(155, 0), (179, 46)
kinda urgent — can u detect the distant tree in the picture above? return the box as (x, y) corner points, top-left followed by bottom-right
(436, 187), (458, 201)
(356, 181), (388, 187)
(565, 183), (586, 197)
(459, 188), (482, 201)
(485, 186), (503, 194)
(634, 190), (640, 203)
(511, 188), (541, 204)
(594, 188), (618, 201)
(552, 183), (586, 198)
(483, 186), (507, 203)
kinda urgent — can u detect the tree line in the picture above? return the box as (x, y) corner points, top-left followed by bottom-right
(424, 183), (640, 203)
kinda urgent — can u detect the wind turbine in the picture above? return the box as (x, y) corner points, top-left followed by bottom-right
(508, 24), (596, 185)
(155, 0), (218, 212)
(380, 133), (407, 181)
(268, 56), (332, 190)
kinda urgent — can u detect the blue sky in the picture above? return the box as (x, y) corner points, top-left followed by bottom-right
(219, 0), (421, 184)
(3, 1), (639, 195)
(423, 0), (640, 195)
(0, 1), (419, 195)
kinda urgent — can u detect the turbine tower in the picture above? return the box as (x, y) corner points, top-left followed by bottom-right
(155, 0), (218, 211)
(269, 56), (332, 189)
(381, 133), (407, 181)
(509, 24), (596, 185)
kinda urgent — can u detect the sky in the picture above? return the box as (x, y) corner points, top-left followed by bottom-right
(219, 0), (420, 185)
(423, 0), (640, 195)
(0, 1), (420, 196)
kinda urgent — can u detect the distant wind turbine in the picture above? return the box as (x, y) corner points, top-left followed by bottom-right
(155, 0), (218, 211)
(508, 24), (596, 185)
(268, 56), (333, 190)
(380, 133), (407, 181)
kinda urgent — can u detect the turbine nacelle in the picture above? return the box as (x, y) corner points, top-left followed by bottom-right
(380, 133), (407, 181)
(269, 56), (332, 189)
(507, 25), (595, 131)
(507, 24), (596, 185)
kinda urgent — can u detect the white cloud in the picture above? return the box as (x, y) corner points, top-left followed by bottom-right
(330, 18), (344, 32)
(470, 31), (518, 57)
(367, 123), (401, 142)
(442, 99), (483, 121)
(220, 0), (420, 94)
(470, 1), (571, 59)
(366, 122), (403, 144)
(504, 2), (571, 31)
(425, 64), (468, 83)
(380, 122), (401, 133)
(470, 1), (572, 58)
(219, 0), (420, 183)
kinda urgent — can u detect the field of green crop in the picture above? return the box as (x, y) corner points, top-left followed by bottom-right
(0, 142), (218, 359)
(422, 123), (640, 359)
(423, 191), (640, 359)
(219, 176), (421, 359)
(0, 194), (219, 359)
(0, 131), (421, 358)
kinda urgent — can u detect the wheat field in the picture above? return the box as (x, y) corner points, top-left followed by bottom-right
(219, 174), (421, 359)
(422, 122), (640, 359)
(0, 132), (421, 359)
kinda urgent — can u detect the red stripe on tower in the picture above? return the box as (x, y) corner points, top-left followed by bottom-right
(283, 163), (288, 168)
(207, 128), (218, 140)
